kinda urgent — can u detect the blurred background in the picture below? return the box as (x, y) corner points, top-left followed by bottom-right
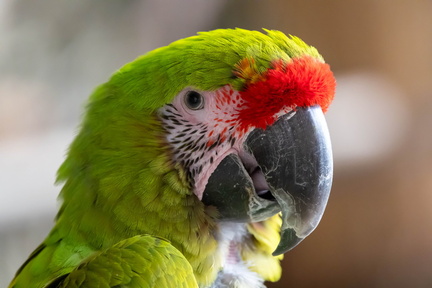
(1, 0), (432, 287)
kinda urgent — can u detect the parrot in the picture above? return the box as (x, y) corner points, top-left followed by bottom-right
(9, 28), (335, 288)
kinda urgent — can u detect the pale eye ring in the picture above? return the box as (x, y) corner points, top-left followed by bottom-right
(184, 90), (204, 110)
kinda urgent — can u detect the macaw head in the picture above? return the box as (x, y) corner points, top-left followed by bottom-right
(153, 29), (335, 254)
(59, 28), (335, 256)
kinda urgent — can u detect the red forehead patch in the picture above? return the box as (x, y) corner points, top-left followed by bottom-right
(237, 55), (336, 131)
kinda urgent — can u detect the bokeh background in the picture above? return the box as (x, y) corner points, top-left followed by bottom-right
(1, 0), (432, 287)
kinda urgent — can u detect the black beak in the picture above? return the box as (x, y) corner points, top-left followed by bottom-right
(202, 105), (333, 255)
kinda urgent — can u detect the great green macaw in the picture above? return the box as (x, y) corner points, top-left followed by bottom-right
(9, 28), (335, 288)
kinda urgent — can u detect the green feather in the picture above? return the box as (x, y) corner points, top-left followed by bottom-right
(52, 235), (198, 288)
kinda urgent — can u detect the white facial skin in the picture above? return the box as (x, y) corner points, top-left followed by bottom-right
(160, 85), (248, 200)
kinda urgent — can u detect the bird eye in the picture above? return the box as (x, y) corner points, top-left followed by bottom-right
(184, 90), (204, 110)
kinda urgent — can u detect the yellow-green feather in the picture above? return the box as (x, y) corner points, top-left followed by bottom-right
(55, 235), (198, 288)
(243, 214), (284, 282)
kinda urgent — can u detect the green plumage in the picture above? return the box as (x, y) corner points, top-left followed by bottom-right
(55, 235), (197, 288)
(9, 28), (324, 288)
